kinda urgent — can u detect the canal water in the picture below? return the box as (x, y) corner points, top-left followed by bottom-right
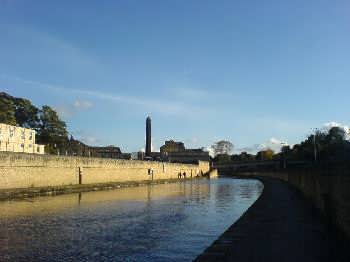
(0, 178), (263, 261)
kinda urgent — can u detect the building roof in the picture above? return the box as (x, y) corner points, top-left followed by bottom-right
(89, 146), (122, 153)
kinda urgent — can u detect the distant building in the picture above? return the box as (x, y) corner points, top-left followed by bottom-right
(163, 149), (210, 163)
(64, 138), (130, 159)
(160, 140), (210, 164)
(131, 152), (140, 160)
(120, 153), (132, 160)
(160, 140), (185, 153)
(89, 145), (131, 159)
(0, 123), (45, 154)
(136, 151), (145, 160)
(135, 151), (160, 161)
(150, 152), (161, 161)
(142, 118), (210, 163)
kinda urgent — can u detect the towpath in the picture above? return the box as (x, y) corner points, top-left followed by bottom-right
(195, 177), (346, 262)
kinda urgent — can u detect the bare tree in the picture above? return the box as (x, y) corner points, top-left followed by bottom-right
(211, 140), (234, 156)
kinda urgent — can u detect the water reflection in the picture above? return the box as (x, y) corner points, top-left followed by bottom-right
(0, 178), (263, 261)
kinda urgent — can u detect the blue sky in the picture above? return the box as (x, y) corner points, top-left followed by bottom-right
(1, 0), (349, 153)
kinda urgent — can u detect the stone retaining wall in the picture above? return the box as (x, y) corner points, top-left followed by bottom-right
(207, 169), (218, 178)
(225, 169), (350, 240)
(0, 152), (210, 190)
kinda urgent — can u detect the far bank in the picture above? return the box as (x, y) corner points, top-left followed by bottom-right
(0, 152), (216, 200)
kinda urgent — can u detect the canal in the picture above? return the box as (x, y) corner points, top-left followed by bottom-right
(0, 178), (263, 261)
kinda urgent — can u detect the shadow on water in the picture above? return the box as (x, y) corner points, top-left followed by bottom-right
(0, 178), (263, 261)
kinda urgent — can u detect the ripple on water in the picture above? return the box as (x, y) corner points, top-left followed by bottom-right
(0, 178), (263, 261)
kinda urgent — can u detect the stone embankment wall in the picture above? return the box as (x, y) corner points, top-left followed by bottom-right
(0, 152), (210, 190)
(225, 168), (350, 240)
(207, 169), (218, 178)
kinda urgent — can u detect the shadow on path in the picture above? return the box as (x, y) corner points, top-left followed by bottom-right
(195, 177), (347, 262)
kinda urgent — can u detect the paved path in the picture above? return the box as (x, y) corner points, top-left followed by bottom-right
(195, 177), (346, 262)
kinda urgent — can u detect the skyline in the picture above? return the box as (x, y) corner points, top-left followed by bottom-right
(1, 0), (349, 153)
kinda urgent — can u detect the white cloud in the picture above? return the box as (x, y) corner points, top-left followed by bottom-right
(237, 138), (288, 154)
(184, 137), (200, 148)
(54, 100), (93, 119)
(269, 137), (288, 145)
(237, 122), (350, 155)
(55, 105), (74, 118)
(70, 130), (102, 146)
(73, 100), (93, 109)
(80, 136), (100, 145)
(1, 75), (212, 117)
(236, 144), (264, 154)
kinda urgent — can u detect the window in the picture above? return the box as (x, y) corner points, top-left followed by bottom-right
(21, 130), (25, 139)
(29, 132), (33, 140)
(9, 127), (14, 137)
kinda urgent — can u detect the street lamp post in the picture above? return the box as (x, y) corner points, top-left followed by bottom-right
(313, 128), (318, 162)
(280, 142), (287, 169)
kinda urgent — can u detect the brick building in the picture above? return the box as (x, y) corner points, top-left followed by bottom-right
(160, 140), (210, 164)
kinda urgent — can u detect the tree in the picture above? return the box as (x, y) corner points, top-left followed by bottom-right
(0, 92), (39, 128)
(231, 152), (255, 161)
(281, 145), (291, 154)
(211, 140), (234, 157)
(288, 127), (350, 163)
(0, 92), (96, 156)
(37, 105), (68, 153)
(323, 127), (349, 161)
(14, 98), (40, 129)
(0, 92), (16, 125)
(327, 126), (346, 142)
(256, 149), (274, 161)
(215, 153), (232, 164)
(0, 99), (16, 125)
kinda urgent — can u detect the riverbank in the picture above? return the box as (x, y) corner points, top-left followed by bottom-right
(0, 151), (213, 201)
(195, 176), (348, 262)
(0, 177), (209, 201)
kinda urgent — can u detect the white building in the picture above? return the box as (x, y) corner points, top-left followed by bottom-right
(0, 123), (45, 154)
